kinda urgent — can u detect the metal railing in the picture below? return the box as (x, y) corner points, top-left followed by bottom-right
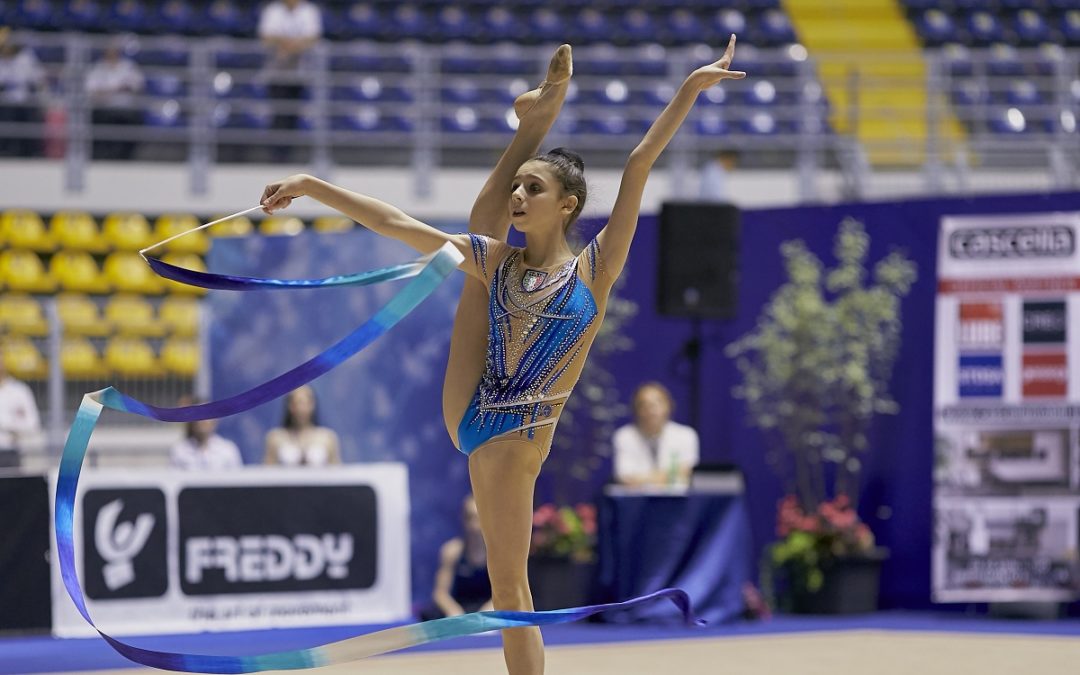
(1, 32), (1077, 200)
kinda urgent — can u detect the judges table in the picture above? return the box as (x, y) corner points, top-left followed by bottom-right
(594, 483), (753, 624)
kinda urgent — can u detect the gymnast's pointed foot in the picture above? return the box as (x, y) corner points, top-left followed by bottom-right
(513, 43), (572, 120)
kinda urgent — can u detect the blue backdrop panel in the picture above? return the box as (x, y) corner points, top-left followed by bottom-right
(208, 231), (471, 609)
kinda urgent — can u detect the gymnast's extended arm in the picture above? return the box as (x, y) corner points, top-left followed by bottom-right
(260, 174), (478, 276)
(595, 35), (746, 284)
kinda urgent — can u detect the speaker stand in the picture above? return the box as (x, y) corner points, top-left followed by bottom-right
(683, 317), (704, 433)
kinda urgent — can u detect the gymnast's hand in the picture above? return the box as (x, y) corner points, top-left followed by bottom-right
(261, 174), (310, 214)
(687, 34), (747, 90)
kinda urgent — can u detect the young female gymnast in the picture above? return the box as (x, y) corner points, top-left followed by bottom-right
(260, 37), (745, 675)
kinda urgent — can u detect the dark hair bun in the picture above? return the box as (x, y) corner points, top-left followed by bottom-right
(548, 147), (585, 172)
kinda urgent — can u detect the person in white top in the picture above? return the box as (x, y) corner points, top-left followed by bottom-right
(258, 0), (322, 157)
(698, 148), (739, 204)
(0, 344), (43, 469)
(612, 381), (699, 487)
(170, 414), (244, 471)
(0, 27), (47, 157)
(85, 42), (144, 159)
(264, 384), (342, 466)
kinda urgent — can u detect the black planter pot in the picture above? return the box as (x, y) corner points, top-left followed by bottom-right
(528, 556), (597, 611)
(790, 548), (890, 615)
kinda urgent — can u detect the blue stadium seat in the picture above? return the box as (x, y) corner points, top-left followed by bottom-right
(741, 110), (780, 135)
(664, 9), (709, 45)
(480, 7), (522, 43)
(967, 11), (1004, 45)
(144, 99), (185, 128)
(384, 4), (429, 42)
(915, 9), (957, 46)
(593, 78), (631, 106)
(528, 8), (565, 44)
(1062, 11), (1080, 45)
(326, 3), (380, 41)
(1048, 0), (1080, 9)
(332, 107), (386, 133)
(1013, 10), (1051, 45)
(618, 9), (656, 45)
(329, 47), (412, 74)
(569, 8), (612, 45)
(441, 79), (482, 104)
(757, 8), (797, 45)
(196, 0), (252, 38)
(62, 0), (104, 32)
(106, 0), (148, 33)
(1034, 43), (1066, 76)
(135, 44), (188, 67)
(711, 9), (748, 41)
(636, 81), (676, 107)
(15, 0), (58, 30)
(696, 111), (730, 137)
(626, 43), (668, 77)
(487, 43), (531, 75)
(953, 0), (997, 11)
(1002, 80), (1043, 106)
(145, 74), (186, 98)
(148, 0), (194, 35)
(441, 42), (487, 74)
(988, 107), (1046, 134)
(491, 78), (528, 105)
(744, 79), (778, 106)
(441, 106), (482, 133)
(986, 43), (1024, 77)
(951, 79), (988, 107)
(434, 6), (479, 43)
(900, 0), (940, 10)
(575, 44), (622, 76)
(580, 112), (632, 135)
(331, 76), (406, 103)
(941, 43), (974, 77)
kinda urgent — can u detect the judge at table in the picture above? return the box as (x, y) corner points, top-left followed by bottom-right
(612, 382), (699, 488)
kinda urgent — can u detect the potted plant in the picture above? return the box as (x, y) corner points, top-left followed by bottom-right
(726, 217), (917, 613)
(528, 503), (598, 610)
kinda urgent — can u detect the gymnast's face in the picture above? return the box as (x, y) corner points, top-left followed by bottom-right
(509, 161), (576, 234)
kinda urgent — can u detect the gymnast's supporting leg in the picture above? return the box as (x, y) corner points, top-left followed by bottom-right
(468, 440), (546, 675)
(442, 45), (573, 442)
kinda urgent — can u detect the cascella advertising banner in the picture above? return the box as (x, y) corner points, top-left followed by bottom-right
(933, 212), (1080, 602)
(49, 465), (410, 636)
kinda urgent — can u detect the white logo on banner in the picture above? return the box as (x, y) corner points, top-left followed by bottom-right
(185, 534), (354, 583)
(95, 499), (155, 591)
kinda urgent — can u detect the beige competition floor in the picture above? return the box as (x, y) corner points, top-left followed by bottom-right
(56, 630), (1080, 675)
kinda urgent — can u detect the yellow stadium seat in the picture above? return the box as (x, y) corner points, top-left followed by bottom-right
(0, 250), (57, 293)
(104, 294), (165, 337)
(160, 338), (200, 377)
(159, 295), (200, 336)
(51, 211), (108, 253)
(259, 216), (305, 236)
(210, 215), (253, 238)
(1, 335), (48, 379)
(61, 336), (108, 379)
(160, 252), (207, 296)
(154, 213), (210, 255)
(103, 251), (164, 295)
(56, 293), (110, 336)
(313, 216), (355, 233)
(102, 212), (153, 251)
(50, 250), (111, 294)
(0, 294), (49, 336)
(2, 209), (55, 252)
(104, 335), (161, 378)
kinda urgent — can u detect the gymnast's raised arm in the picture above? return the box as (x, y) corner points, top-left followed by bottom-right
(260, 174), (481, 278)
(594, 35), (746, 285)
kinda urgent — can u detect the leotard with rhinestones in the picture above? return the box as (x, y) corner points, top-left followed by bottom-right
(456, 233), (608, 456)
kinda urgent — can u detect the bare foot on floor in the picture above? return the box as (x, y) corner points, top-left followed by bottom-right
(513, 43), (573, 120)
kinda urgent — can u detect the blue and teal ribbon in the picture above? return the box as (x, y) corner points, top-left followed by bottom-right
(55, 241), (701, 673)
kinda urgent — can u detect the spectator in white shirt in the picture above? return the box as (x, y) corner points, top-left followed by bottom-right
(698, 148), (740, 204)
(0, 344), (42, 470)
(0, 27), (47, 157)
(612, 381), (699, 488)
(85, 42), (144, 160)
(170, 410), (244, 471)
(258, 0), (322, 158)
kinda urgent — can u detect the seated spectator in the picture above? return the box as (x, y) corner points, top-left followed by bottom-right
(170, 416), (244, 471)
(0, 341), (42, 470)
(612, 381), (699, 488)
(0, 27), (46, 157)
(420, 494), (492, 620)
(85, 41), (144, 160)
(264, 384), (341, 466)
(699, 148), (740, 203)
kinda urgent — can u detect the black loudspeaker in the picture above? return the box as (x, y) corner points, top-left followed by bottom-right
(0, 475), (52, 633)
(657, 202), (740, 318)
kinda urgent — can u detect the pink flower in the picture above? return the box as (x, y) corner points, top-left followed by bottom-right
(533, 504), (556, 527)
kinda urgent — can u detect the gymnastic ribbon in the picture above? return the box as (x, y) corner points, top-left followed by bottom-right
(55, 230), (701, 673)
